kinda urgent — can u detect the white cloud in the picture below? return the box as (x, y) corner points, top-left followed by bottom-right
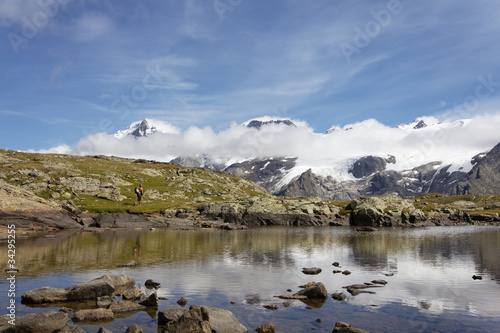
(0, 0), (48, 27)
(37, 113), (500, 185)
(71, 11), (114, 42)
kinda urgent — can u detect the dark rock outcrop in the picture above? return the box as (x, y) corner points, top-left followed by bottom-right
(277, 169), (319, 198)
(446, 142), (500, 195)
(349, 156), (387, 179)
(245, 119), (296, 129)
(224, 157), (297, 193)
(138, 293), (159, 307)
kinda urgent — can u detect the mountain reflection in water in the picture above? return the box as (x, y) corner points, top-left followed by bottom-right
(1, 226), (499, 332)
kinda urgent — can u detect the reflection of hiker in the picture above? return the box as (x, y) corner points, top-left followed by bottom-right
(134, 236), (141, 257)
(134, 184), (144, 205)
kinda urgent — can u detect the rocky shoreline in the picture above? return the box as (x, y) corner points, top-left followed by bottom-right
(2, 182), (500, 235)
(2, 150), (500, 234)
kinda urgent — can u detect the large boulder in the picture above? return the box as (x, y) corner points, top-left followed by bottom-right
(0, 180), (82, 230)
(293, 282), (328, 299)
(349, 196), (387, 226)
(122, 287), (146, 301)
(21, 275), (134, 304)
(65, 280), (116, 301)
(163, 306), (212, 333)
(108, 300), (147, 313)
(158, 309), (187, 326)
(21, 286), (71, 304)
(160, 305), (248, 333)
(72, 308), (114, 323)
(194, 306), (248, 333)
(97, 275), (135, 293)
(0, 311), (70, 333)
(125, 325), (144, 333)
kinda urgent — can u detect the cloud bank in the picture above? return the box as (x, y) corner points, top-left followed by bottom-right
(36, 113), (500, 181)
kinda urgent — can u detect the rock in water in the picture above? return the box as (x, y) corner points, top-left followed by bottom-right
(138, 292), (159, 307)
(256, 323), (276, 333)
(72, 308), (114, 323)
(293, 282), (328, 299)
(161, 305), (248, 333)
(332, 292), (347, 301)
(371, 280), (388, 285)
(4, 311), (70, 333)
(145, 279), (161, 288)
(333, 321), (369, 333)
(125, 324), (144, 333)
(176, 297), (188, 307)
(302, 267), (322, 275)
(122, 287), (145, 301)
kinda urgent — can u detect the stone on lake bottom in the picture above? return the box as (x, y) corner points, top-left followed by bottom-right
(256, 323), (276, 333)
(333, 321), (369, 333)
(332, 292), (347, 301)
(125, 324), (144, 333)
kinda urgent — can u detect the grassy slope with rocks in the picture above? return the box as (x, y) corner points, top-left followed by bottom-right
(1, 149), (500, 225)
(0, 149), (270, 214)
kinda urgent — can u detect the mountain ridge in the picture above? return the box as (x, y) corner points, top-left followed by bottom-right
(109, 115), (500, 199)
(35, 113), (500, 199)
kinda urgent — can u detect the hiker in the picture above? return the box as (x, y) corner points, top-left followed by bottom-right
(134, 184), (144, 205)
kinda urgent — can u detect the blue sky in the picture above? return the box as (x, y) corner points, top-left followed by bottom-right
(1, 0), (500, 151)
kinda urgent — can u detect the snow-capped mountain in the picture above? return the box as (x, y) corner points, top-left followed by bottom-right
(80, 114), (500, 199)
(114, 119), (180, 138)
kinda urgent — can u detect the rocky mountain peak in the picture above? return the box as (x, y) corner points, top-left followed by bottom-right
(413, 119), (427, 129)
(245, 119), (297, 129)
(114, 118), (180, 138)
(131, 119), (152, 137)
(115, 119), (156, 138)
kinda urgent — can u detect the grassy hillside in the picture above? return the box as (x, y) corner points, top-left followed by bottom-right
(1, 149), (499, 218)
(0, 149), (269, 214)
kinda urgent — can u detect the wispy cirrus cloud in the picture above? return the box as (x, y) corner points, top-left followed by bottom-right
(0, 0), (51, 27)
(70, 11), (114, 42)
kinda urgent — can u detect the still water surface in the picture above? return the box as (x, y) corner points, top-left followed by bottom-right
(1, 226), (500, 332)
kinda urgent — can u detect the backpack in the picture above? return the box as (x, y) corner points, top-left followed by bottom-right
(135, 187), (140, 194)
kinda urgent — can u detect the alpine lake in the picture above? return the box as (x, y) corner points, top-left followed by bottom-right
(1, 225), (500, 333)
